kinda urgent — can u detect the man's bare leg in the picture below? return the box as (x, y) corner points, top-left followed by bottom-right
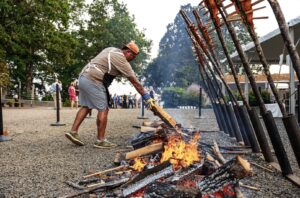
(96, 108), (109, 140)
(71, 107), (91, 132)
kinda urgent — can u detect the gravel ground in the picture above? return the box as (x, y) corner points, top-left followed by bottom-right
(0, 107), (300, 197)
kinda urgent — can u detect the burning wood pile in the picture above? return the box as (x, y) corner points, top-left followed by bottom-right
(64, 121), (252, 198)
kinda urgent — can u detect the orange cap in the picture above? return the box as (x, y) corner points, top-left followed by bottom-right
(125, 41), (139, 55)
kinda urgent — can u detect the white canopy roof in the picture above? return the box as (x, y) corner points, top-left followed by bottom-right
(229, 16), (300, 64)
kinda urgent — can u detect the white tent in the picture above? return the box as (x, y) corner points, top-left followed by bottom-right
(228, 16), (300, 114)
(230, 16), (300, 64)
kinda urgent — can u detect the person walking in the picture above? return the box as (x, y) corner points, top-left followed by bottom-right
(65, 41), (154, 148)
(50, 79), (62, 109)
(68, 82), (76, 109)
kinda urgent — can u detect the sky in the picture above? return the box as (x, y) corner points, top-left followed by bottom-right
(119, 0), (300, 59)
(102, 0), (300, 94)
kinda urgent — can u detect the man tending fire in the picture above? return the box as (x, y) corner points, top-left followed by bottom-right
(65, 41), (155, 148)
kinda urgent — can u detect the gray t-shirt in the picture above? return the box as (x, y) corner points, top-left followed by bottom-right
(81, 47), (135, 84)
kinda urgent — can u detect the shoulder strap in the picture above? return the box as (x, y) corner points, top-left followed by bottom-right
(108, 49), (124, 73)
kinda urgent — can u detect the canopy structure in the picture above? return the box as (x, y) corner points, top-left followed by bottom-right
(230, 16), (300, 64)
(227, 16), (300, 115)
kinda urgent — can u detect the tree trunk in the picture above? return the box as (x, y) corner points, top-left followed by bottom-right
(25, 63), (33, 96)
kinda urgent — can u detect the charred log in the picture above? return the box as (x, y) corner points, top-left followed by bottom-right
(198, 156), (252, 196)
(121, 162), (174, 197)
(144, 182), (200, 198)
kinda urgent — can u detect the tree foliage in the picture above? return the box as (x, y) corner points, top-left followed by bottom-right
(0, 0), (85, 96)
(0, 0), (151, 99)
(144, 4), (200, 90)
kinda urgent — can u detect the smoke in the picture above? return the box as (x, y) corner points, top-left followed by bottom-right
(186, 83), (210, 106)
(186, 83), (200, 96)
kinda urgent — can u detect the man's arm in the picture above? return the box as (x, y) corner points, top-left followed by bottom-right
(127, 76), (146, 96)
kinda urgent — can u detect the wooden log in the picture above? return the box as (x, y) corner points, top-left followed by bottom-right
(121, 162), (174, 197)
(142, 120), (164, 127)
(251, 162), (274, 173)
(83, 165), (126, 178)
(148, 102), (177, 128)
(240, 182), (260, 191)
(61, 177), (129, 198)
(235, 185), (245, 198)
(113, 152), (125, 166)
(140, 126), (161, 133)
(144, 182), (200, 197)
(198, 156), (252, 195)
(125, 142), (163, 160)
(202, 154), (220, 175)
(212, 140), (227, 164)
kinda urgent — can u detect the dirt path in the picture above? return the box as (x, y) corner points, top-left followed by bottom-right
(0, 108), (299, 197)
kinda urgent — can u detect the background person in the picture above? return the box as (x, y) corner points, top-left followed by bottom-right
(68, 82), (76, 109)
(128, 92), (134, 108)
(65, 41), (154, 149)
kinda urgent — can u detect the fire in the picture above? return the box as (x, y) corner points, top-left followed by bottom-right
(131, 157), (146, 172)
(202, 183), (236, 198)
(160, 133), (201, 169)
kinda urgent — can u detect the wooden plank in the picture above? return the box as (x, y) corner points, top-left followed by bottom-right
(125, 142), (163, 160)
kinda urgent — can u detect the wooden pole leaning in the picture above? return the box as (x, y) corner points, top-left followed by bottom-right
(233, 0), (300, 169)
(185, 28), (227, 134)
(267, 0), (300, 80)
(193, 8), (259, 150)
(181, 10), (242, 141)
(199, 1), (260, 151)
(216, 0), (275, 164)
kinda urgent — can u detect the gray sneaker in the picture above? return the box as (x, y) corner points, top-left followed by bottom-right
(94, 139), (117, 149)
(65, 131), (84, 146)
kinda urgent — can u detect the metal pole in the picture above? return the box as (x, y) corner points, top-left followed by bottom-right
(298, 84), (300, 124)
(137, 99), (148, 119)
(199, 88), (202, 118)
(288, 54), (296, 114)
(0, 88), (3, 135)
(0, 87), (11, 141)
(18, 78), (21, 108)
(50, 84), (65, 126)
(56, 84), (60, 122)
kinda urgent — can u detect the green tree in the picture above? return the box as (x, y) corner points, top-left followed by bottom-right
(0, 61), (9, 87)
(57, 0), (151, 100)
(144, 4), (200, 90)
(0, 0), (85, 96)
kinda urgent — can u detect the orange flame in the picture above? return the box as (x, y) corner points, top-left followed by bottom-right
(160, 133), (201, 170)
(131, 157), (146, 172)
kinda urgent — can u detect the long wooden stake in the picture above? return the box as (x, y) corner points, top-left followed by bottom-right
(267, 0), (300, 81)
(227, 0), (293, 175)
(202, 1), (262, 151)
(216, 1), (275, 164)
(233, 0), (286, 116)
(186, 28), (227, 133)
(83, 165), (126, 178)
